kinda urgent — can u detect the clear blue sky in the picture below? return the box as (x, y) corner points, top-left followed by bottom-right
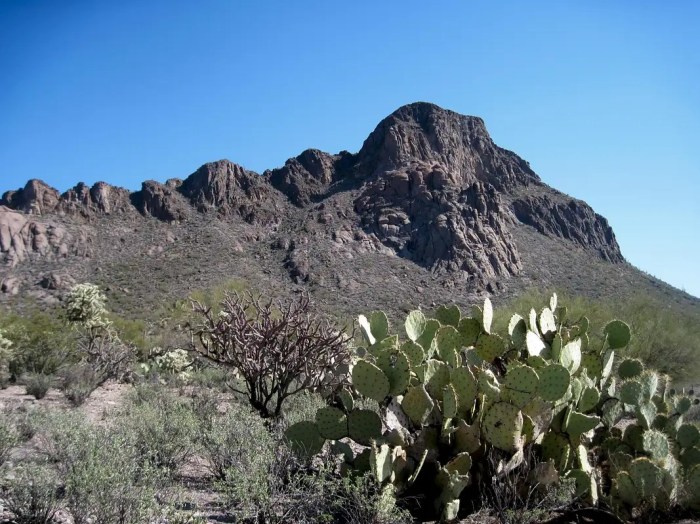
(1, 1), (698, 296)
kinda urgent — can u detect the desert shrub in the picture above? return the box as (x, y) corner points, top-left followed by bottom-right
(115, 384), (198, 473)
(140, 346), (194, 384)
(190, 291), (352, 418)
(194, 396), (273, 479)
(59, 363), (101, 406)
(187, 364), (231, 392)
(38, 410), (162, 524)
(23, 373), (53, 400)
(0, 328), (13, 387)
(0, 462), (62, 524)
(0, 411), (20, 465)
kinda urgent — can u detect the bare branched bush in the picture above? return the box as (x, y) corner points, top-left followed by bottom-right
(189, 291), (352, 418)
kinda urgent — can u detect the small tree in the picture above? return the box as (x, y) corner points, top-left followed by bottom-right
(190, 291), (352, 418)
(0, 329), (12, 387)
(63, 284), (135, 403)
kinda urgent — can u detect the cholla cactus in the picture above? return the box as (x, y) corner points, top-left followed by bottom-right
(64, 283), (110, 329)
(152, 348), (194, 382)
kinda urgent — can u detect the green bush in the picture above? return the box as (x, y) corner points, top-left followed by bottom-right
(23, 373), (53, 400)
(0, 463), (61, 524)
(115, 384), (198, 473)
(38, 410), (162, 524)
(59, 363), (101, 406)
(0, 410), (20, 465)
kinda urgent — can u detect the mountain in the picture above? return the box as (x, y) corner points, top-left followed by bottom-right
(0, 102), (696, 319)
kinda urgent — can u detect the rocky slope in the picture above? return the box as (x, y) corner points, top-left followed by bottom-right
(0, 102), (692, 318)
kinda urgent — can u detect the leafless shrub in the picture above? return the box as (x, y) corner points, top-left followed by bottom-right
(189, 291), (352, 418)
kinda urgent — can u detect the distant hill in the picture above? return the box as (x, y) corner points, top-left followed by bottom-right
(1, 102), (697, 319)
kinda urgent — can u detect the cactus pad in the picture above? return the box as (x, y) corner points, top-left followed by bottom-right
(435, 304), (461, 328)
(508, 314), (528, 347)
(475, 333), (506, 362)
(423, 359), (450, 399)
(436, 325), (461, 367)
(525, 331), (546, 357)
(369, 311), (390, 341)
(358, 315), (375, 346)
(581, 353), (603, 380)
(560, 339), (582, 374)
(482, 401), (524, 452)
(402, 385), (434, 426)
(450, 366), (478, 416)
(481, 297), (493, 333)
(416, 319), (441, 353)
(615, 471), (640, 506)
(352, 360), (390, 402)
(401, 340), (425, 368)
(578, 386), (601, 413)
(442, 384), (458, 419)
(523, 397), (553, 440)
(338, 389), (354, 412)
(635, 401), (657, 430)
(285, 421), (325, 458)
(604, 319), (631, 349)
(529, 308), (540, 336)
(687, 465), (700, 509)
(565, 410), (600, 436)
(370, 443), (393, 483)
(537, 364), (571, 402)
(504, 365), (539, 408)
(404, 310), (426, 342)
(538, 307), (557, 336)
(455, 419), (481, 453)
(541, 431), (571, 471)
(376, 350), (411, 397)
(676, 396), (692, 415)
(677, 424), (700, 449)
(316, 406), (348, 440)
(348, 409), (382, 445)
(618, 358), (644, 379)
(478, 368), (501, 398)
(629, 457), (672, 504)
(458, 317), (481, 347)
(642, 429), (671, 461)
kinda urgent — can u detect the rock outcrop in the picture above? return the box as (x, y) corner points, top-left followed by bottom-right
(1, 179), (61, 215)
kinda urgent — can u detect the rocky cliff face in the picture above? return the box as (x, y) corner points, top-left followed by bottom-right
(0, 102), (626, 302)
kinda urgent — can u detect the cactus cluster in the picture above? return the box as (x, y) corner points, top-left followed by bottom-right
(284, 294), (700, 521)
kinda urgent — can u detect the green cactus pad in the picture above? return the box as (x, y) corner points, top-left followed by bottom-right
(525, 331), (546, 357)
(330, 440), (354, 463)
(680, 446), (700, 470)
(676, 396), (693, 415)
(402, 385), (434, 426)
(370, 443), (393, 483)
(639, 371), (659, 401)
(604, 319), (631, 349)
(581, 353), (603, 380)
(504, 365), (540, 408)
(578, 386), (601, 413)
(523, 397), (553, 440)
(454, 419), (481, 454)
(348, 409), (382, 445)
(619, 379), (643, 406)
(687, 465), (700, 509)
(376, 350), (411, 397)
(478, 368), (501, 398)
(615, 471), (641, 506)
(549, 292), (558, 312)
(482, 401), (524, 452)
(508, 314), (527, 348)
(405, 310), (426, 342)
(636, 401), (657, 430)
(601, 349), (615, 383)
(315, 406), (348, 440)
(435, 304), (461, 328)
(642, 429), (671, 461)
(618, 358), (644, 379)
(541, 431), (571, 471)
(629, 457), (672, 504)
(538, 307), (557, 336)
(624, 424), (645, 453)
(338, 389), (354, 412)
(423, 359), (450, 399)
(475, 333), (506, 362)
(285, 421), (325, 458)
(565, 410), (600, 436)
(436, 325), (461, 367)
(401, 340), (425, 368)
(560, 339), (582, 374)
(457, 317), (481, 347)
(442, 384), (458, 419)
(368, 335), (399, 357)
(352, 360), (390, 402)
(537, 364), (571, 402)
(528, 308), (540, 336)
(450, 366), (478, 416)
(677, 424), (700, 449)
(416, 319), (441, 354)
(565, 469), (595, 499)
(551, 333), (563, 361)
(602, 399), (624, 428)
(358, 314), (375, 345)
(369, 311), (390, 342)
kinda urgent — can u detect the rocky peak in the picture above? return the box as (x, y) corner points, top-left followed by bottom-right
(59, 181), (133, 216)
(178, 160), (283, 224)
(357, 102), (540, 190)
(1, 179), (61, 215)
(267, 149), (355, 206)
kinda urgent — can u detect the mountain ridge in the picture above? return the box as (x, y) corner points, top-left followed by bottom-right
(1, 102), (693, 317)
